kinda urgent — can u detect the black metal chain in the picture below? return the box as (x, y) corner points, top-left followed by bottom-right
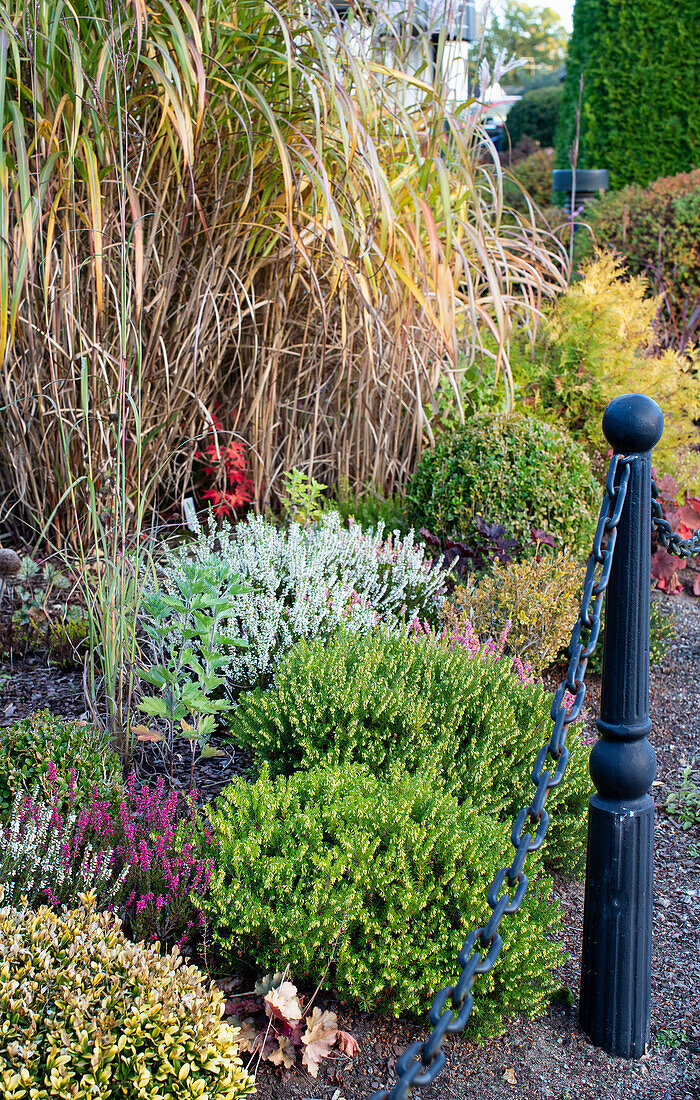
(651, 480), (700, 558)
(368, 453), (632, 1100)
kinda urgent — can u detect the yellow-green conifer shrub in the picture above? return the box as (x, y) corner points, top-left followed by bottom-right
(443, 552), (585, 675)
(0, 895), (255, 1100)
(517, 251), (700, 490)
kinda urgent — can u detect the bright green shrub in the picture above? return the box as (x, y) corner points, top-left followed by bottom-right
(405, 411), (600, 556)
(442, 551), (585, 675)
(0, 710), (122, 820)
(202, 764), (562, 1034)
(515, 251), (700, 490)
(506, 86), (562, 149)
(0, 896), (254, 1100)
(579, 171), (700, 350)
(556, 0), (700, 189)
(227, 628), (592, 870)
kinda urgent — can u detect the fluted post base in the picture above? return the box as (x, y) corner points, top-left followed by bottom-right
(579, 794), (654, 1057)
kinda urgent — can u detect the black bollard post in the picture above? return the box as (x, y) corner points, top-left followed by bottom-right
(579, 393), (664, 1058)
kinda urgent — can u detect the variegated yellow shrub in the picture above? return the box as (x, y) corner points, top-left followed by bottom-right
(442, 552), (585, 675)
(0, 894), (255, 1100)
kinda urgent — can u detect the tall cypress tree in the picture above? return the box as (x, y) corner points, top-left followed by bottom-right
(555, 0), (700, 189)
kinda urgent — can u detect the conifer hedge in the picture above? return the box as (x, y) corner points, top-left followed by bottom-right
(555, 0), (700, 190)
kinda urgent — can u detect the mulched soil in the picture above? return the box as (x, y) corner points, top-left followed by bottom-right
(1, 594), (698, 1100)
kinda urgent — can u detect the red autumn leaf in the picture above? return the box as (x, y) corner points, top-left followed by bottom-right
(653, 471), (679, 501)
(338, 1030), (360, 1057)
(693, 573), (700, 596)
(651, 548), (685, 582)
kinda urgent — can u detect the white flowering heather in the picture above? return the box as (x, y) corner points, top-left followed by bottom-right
(0, 792), (127, 908)
(148, 511), (446, 694)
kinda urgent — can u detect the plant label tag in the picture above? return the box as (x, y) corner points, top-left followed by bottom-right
(183, 497), (199, 532)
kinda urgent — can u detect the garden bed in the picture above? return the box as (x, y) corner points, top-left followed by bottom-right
(1, 593), (698, 1099)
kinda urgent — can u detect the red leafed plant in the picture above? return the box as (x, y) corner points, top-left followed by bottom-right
(224, 972), (358, 1077)
(651, 470), (700, 594)
(195, 421), (254, 518)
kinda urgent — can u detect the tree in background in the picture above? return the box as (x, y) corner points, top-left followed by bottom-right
(483, 1), (569, 85)
(556, 0), (700, 189)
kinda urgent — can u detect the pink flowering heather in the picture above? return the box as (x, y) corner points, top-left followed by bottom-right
(116, 773), (214, 948)
(6, 765), (213, 950)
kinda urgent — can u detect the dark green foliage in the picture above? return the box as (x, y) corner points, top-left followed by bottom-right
(228, 628), (592, 871)
(202, 763), (563, 1032)
(556, 0), (700, 189)
(578, 171), (700, 350)
(405, 412), (600, 557)
(504, 146), (555, 214)
(0, 710), (122, 819)
(332, 481), (409, 536)
(506, 86), (562, 149)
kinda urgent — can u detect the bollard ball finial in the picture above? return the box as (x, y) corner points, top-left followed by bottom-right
(602, 393), (664, 454)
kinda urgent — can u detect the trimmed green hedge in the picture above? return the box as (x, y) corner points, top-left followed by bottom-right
(556, 0), (700, 189)
(202, 763), (563, 1034)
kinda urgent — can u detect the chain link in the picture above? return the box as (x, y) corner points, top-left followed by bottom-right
(651, 480), (700, 558)
(368, 453), (632, 1100)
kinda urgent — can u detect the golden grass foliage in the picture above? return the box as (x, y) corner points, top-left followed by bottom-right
(0, 0), (567, 542)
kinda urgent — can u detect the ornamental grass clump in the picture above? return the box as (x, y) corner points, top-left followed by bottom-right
(202, 764), (562, 1036)
(0, 895), (255, 1100)
(148, 511), (446, 695)
(227, 626), (591, 870)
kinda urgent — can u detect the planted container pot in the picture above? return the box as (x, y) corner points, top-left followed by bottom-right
(552, 168), (609, 213)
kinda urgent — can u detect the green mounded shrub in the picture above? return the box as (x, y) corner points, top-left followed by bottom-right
(504, 146), (555, 214)
(405, 411), (600, 556)
(227, 628), (592, 870)
(579, 170), (700, 350)
(202, 764), (562, 1035)
(0, 710), (122, 820)
(556, 0), (700, 189)
(505, 86), (563, 149)
(0, 896), (254, 1100)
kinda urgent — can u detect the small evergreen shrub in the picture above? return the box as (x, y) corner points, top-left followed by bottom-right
(442, 552), (585, 675)
(202, 764), (562, 1034)
(0, 711), (122, 820)
(405, 411), (599, 556)
(515, 251), (700, 490)
(227, 628), (592, 869)
(579, 170), (700, 350)
(148, 511), (446, 696)
(506, 86), (563, 149)
(0, 896), (255, 1099)
(504, 146), (555, 214)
